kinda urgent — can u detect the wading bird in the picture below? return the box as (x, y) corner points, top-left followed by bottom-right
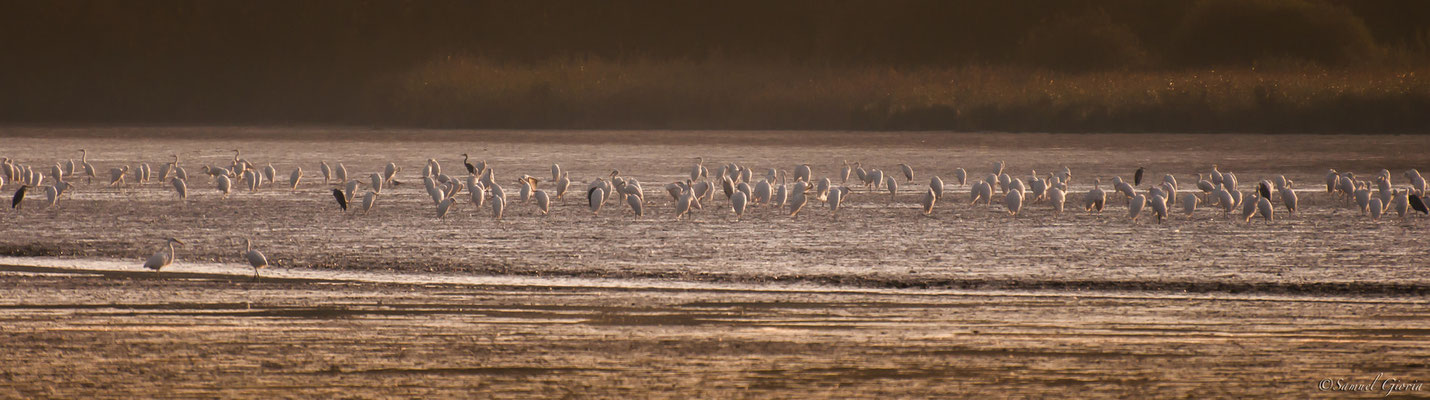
(491, 195), (506, 220)
(240, 237), (269, 279)
(588, 187), (605, 215)
(731, 191), (747, 219)
(535, 190), (550, 215)
(172, 177), (187, 201)
(1128, 194), (1146, 222)
(143, 238), (184, 273)
(289, 167), (302, 190)
(626, 193), (644, 218)
(331, 188), (347, 211)
(11, 185), (27, 209)
(463, 153), (477, 174)
(1410, 194), (1429, 215)
(362, 191), (377, 214)
(920, 187), (936, 215)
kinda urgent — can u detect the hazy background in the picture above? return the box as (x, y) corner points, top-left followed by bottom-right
(2, 0), (1428, 132)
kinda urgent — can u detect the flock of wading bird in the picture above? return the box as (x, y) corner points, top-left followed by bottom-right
(2, 151), (1428, 277)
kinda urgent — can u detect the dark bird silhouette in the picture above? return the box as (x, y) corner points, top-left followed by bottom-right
(331, 188), (348, 211)
(1258, 181), (1272, 199)
(11, 186), (27, 209)
(463, 153), (476, 175)
(1411, 194), (1429, 215)
(1134, 167), (1145, 186)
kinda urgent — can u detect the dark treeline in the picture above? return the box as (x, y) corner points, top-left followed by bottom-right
(2, 0), (1429, 130)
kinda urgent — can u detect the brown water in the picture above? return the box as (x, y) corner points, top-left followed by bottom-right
(1, 127), (1426, 294)
(1, 127), (1428, 398)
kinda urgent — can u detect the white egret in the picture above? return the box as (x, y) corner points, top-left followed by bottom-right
(674, 189), (693, 220)
(361, 191), (377, 214)
(885, 176), (898, 203)
(109, 166), (129, 187)
(334, 163), (348, 183)
(80, 149), (96, 184)
(171, 178), (187, 201)
(469, 182), (486, 209)
(1406, 169), (1427, 195)
(1149, 194), (1168, 223)
(920, 187), (936, 215)
(1128, 194), (1146, 222)
(489, 181), (505, 205)
(1004, 190), (1023, 217)
(828, 185), (845, 217)
(626, 193), (644, 218)
(1084, 179), (1106, 213)
(1391, 190), (1410, 218)
(240, 237), (269, 279)
(1325, 169), (1339, 193)
(970, 181), (993, 205)
(929, 176), (944, 201)
(54, 180), (70, 199)
(588, 187), (605, 215)
(788, 181), (808, 217)
(262, 164), (276, 187)
(771, 183), (787, 208)
(44, 185), (58, 208)
(518, 176), (537, 202)
(555, 172), (571, 199)
(491, 195), (506, 219)
(1256, 196), (1274, 222)
(1213, 188), (1234, 213)
(1028, 175), (1045, 203)
(535, 189), (550, 215)
(1180, 193), (1198, 218)
(436, 197), (456, 218)
(794, 164), (812, 183)
(815, 178), (831, 203)
(289, 167), (302, 190)
(344, 180), (360, 203)
(1048, 187), (1066, 215)
(1355, 188), (1372, 215)
(143, 238), (184, 273)
(217, 175), (232, 198)
(1280, 186), (1297, 215)
(752, 180), (772, 206)
(731, 191), (747, 219)
(688, 157), (704, 181)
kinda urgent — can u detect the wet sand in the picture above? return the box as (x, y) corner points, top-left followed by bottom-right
(1, 269), (1426, 399)
(0, 127), (1427, 397)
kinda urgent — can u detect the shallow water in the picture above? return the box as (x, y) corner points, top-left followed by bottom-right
(1, 127), (1427, 295)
